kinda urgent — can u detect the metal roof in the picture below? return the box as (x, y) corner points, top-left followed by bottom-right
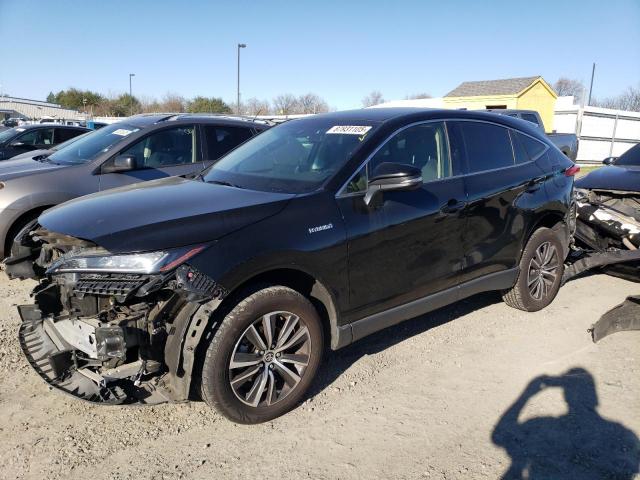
(445, 76), (542, 97)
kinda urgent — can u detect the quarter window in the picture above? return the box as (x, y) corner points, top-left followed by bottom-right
(514, 131), (547, 161)
(459, 122), (514, 172)
(119, 126), (196, 168)
(509, 130), (530, 164)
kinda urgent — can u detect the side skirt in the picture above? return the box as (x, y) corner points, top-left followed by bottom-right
(335, 268), (518, 348)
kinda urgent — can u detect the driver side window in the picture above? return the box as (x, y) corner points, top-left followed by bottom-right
(346, 122), (451, 193)
(119, 126), (196, 169)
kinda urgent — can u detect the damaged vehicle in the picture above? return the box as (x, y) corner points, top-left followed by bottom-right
(6, 108), (578, 423)
(572, 142), (640, 341)
(573, 142), (640, 281)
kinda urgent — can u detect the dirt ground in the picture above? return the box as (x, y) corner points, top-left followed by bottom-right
(0, 270), (638, 480)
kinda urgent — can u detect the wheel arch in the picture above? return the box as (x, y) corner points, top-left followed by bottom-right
(216, 267), (343, 351)
(523, 212), (570, 261)
(3, 204), (54, 256)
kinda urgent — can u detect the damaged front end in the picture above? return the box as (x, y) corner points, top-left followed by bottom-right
(566, 188), (640, 282)
(7, 228), (227, 405)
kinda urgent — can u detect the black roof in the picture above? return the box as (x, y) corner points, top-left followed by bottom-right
(119, 113), (269, 130)
(13, 123), (89, 131)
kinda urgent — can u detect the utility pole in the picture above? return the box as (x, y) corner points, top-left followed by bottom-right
(587, 63), (596, 106)
(129, 73), (136, 116)
(237, 43), (247, 114)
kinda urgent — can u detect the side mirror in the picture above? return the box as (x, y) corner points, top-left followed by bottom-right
(102, 154), (137, 174)
(602, 156), (617, 166)
(364, 162), (423, 205)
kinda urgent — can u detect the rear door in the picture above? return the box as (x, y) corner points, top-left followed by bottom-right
(336, 121), (467, 321)
(449, 120), (548, 283)
(98, 125), (204, 191)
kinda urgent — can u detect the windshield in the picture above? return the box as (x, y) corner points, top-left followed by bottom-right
(48, 123), (140, 165)
(203, 118), (378, 193)
(614, 143), (640, 166)
(0, 127), (20, 143)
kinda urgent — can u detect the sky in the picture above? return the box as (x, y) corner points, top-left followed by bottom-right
(1, 0), (639, 110)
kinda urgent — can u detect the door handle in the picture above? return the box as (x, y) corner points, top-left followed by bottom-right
(440, 199), (467, 215)
(526, 176), (545, 192)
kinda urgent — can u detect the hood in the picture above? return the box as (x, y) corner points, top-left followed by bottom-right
(0, 156), (67, 181)
(576, 165), (640, 192)
(39, 176), (295, 253)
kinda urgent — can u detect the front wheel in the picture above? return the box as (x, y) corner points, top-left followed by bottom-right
(503, 227), (565, 312)
(200, 286), (324, 424)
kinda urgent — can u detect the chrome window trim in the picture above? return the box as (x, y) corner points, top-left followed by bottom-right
(335, 117), (548, 198)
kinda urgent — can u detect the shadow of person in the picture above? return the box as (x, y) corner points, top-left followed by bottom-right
(492, 368), (640, 479)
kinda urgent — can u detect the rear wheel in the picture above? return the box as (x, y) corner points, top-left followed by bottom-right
(503, 227), (565, 311)
(200, 286), (323, 424)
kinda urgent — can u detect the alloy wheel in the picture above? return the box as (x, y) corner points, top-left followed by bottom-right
(527, 241), (559, 300)
(228, 311), (311, 407)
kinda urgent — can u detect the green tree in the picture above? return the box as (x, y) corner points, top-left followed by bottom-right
(46, 92), (56, 103)
(52, 88), (104, 110)
(187, 96), (232, 113)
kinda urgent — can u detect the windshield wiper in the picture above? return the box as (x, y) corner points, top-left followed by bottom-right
(206, 179), (244, 189)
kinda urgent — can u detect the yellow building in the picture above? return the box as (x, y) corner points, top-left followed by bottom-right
(443, 76), (557, 132)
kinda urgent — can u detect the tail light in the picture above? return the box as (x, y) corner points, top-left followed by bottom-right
(565, 165), (581, 177)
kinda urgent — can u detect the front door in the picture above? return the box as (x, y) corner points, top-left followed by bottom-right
(98, 125), (205, 191)
(336, 121), (467, 322)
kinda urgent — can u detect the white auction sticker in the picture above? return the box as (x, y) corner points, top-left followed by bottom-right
(326, 125), (372, 135)
(111, 128), (134, 136)
(15, 128), (25, 132)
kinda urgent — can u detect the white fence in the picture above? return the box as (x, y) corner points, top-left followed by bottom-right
(553, 105), (640, 164)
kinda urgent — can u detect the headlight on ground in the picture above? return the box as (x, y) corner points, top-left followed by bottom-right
(47, 245), (206, 274)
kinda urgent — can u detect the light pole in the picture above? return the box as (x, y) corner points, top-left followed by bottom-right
(129, 73), (136, 116)
(237, 43), (246, 114)
(587, 63), (596, 107)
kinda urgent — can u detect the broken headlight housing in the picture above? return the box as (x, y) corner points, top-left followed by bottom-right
(47, 245), (206, 275)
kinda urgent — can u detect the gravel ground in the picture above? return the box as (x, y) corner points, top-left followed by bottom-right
(0, 270), (638, 479)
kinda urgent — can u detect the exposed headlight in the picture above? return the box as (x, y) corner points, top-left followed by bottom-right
(574, 187), (589, 202)
(47, 245), (206, 274)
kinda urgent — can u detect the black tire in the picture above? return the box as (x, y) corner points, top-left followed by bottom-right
(200, 285), (324, 424)
(502, 227), (565, 312)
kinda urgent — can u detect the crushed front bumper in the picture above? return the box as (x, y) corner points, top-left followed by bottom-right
(18, 304), (171, 405)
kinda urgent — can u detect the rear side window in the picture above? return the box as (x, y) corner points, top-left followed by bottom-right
(55, 128), (83, 143)
(458, 122), (514, 172)
(521, 113), (540, 126)
(204, 126), (253, 160)
(513, 131), (547, 161)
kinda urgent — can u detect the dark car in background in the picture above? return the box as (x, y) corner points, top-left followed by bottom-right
(7, 108), (578, 423)
(0, 124), (90, 161)
(0, 114), (268, 257)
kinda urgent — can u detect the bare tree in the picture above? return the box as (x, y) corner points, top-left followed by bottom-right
(242, 97), (271, 116)
(160, 92), (187, 112)
(362, 90), (385, 107)
(297, 93), (329, 114)
(406, 93), (432, 100)
(593, 84), (640, 112)
(273, 94), (299, 115)
(553, 78), (585, 104)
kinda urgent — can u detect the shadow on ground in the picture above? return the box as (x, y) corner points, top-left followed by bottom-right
(492, 368), (640, 479)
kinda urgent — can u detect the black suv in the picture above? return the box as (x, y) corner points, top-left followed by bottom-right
(9, 108), (577, 423)
(0, 124), (90, 160)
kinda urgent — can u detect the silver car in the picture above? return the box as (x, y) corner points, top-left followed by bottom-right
(0, 114), (267, 257)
